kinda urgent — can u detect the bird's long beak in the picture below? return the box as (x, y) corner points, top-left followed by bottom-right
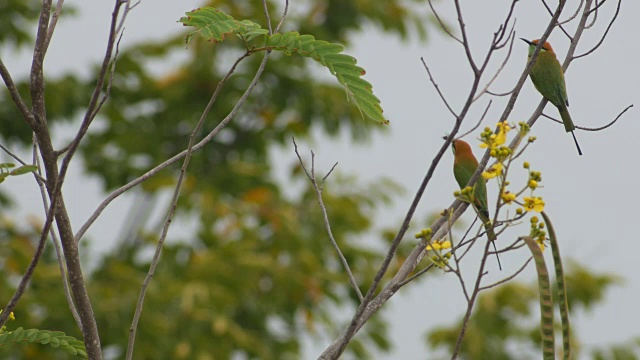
(520, 38), (532, 45)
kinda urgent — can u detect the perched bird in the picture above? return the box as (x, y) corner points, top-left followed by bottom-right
(451, 139), (501, 270)
(521, 38), (582, 155)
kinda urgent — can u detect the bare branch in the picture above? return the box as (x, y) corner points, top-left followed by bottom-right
(542, 104), (632, 131)
(262, 0), (273, 34)
(319, 2), (572, 357)
(541, 0), (573, 40)
(456, 100), (492, 139)
(453, 0), (477, 72)
(451, 233), (495, 359)
(293, 139), (363, 302)
(395, 264), (435, 288)
(44, 0), (65, 52)
(428, 0), (462, 44)
(560, 0), (584, 25)
(479, 257), (533, 291)
(573, 0), (621, 59)
(0, 59), (36, 128)
(472, 34), (515, 103)
(421, 57), (458, 118)
(275, 0), (290, 33)
(125, 52), (271, 359)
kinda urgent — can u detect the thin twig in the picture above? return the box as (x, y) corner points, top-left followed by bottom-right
(125, 52), (271, 359)
(453, 0), (477, 72)
(457, 101), (492, 139)
(573, 0), (621, 59)
(395, 264), (435, 288)
(472, 34), (515, 103)
(451, 232), (495, 359)
(541, 104), (632, 131)
(428, 0), (462, 44)
(479, 257), (533, 291)
(0, 58), (36, 128)
(541, 0), (573, 40)
(76, 50), (256, 242)
(262, 0), (273, 34)
(0, 143), (46, 182)
(44, 0), (65, 52)
(421, 57), (458, 118)
(560, 0), (584, 25)
(293, 139), (363, 302)
(275, 0), (289, 33)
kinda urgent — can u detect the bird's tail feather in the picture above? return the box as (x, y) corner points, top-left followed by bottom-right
(558, 106), (583, 156)
(483, 222), (502, 271)
(558, 106), (575, 132)
(570, 130), (583, 156)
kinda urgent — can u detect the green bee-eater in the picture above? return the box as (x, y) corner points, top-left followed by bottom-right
(522, 38), (582, 155)
(451, 139), (501, 270)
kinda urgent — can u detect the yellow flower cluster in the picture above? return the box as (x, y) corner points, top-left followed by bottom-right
(415, 227), (452, 269)
(426, 240), (452, 251)
(529, 216), (547, 250)
(480, 121), (513, 180)
(454, 186), (476, 203)
(0, 309), (15, 335)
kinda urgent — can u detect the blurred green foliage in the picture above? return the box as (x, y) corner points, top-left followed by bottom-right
(425, 261), (633, 360)
(0, 0), (429, 358)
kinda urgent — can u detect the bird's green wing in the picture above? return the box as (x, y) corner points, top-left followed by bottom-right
(454, 160), (490, 219)
(530, 53), (568, 108)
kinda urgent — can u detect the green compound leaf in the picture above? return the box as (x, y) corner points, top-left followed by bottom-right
(0, 328), (87, 359)
(179, 8), (267, 44)
(179, 7), (387, 124)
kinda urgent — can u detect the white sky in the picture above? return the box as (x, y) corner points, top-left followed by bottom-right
(2, 0), (639, 358)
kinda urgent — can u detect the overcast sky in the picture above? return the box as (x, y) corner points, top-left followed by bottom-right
(2, 0), (639, 358)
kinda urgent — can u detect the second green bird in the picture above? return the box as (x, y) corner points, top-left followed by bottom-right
(452, 139), (501, 270)
(522, 38), (583, 156)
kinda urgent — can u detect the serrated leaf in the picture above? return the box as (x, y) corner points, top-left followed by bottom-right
(266, 32), (387, 123)
(178, 7), (387, 123)
(10, 165), (38, 176)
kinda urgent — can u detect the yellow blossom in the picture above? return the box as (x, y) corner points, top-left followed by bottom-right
(501, 191), (516, 204)
(523, 197), (545, 212)
(482, 163), (503, 180)
(426, 240), (452, 251)
(495, 121), (510, 146)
